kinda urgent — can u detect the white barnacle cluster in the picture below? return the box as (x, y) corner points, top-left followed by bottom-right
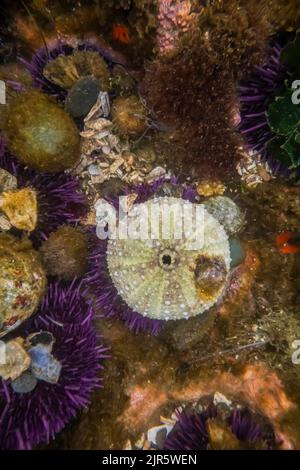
(106, 197), (231, 321)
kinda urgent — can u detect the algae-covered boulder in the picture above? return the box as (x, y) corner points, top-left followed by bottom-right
(4, 90), (80, 173)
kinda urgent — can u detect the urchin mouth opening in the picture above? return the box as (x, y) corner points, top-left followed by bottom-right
(158, 248), (177, 270)
(162, 254), (171, 265)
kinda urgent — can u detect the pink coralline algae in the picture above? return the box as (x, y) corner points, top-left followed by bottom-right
(157, 0), (198, 55)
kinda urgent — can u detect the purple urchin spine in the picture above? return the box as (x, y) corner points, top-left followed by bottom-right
(239, 42), (291, 176)
(163, 405), (277, 450)
(19, 40), (117, 102)
(0, 281), (108, 450)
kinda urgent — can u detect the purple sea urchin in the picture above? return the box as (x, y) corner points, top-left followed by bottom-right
(20, 40), (115, 103)
(164, 407), (212, 450)
(0, 281), (107, 450)
(85, 180), (193, 335)
(163, 405), (277, 450)
(239, 42), (287, 174)
(239, 33), (300, 175)
(0, 137), (86, 242)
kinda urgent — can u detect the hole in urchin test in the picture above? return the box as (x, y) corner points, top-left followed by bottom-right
(162, 254), (172, 266)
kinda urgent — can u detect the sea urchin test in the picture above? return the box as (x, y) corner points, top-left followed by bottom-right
(105, 197), (231, 321)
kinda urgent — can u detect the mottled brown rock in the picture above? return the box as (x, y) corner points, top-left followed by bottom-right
(4, 90), (81, 173)
(0, 234), (46, 338)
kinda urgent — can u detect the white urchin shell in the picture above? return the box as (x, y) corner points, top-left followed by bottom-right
(107, 197), (230, 321)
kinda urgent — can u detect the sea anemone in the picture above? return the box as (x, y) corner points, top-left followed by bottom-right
(163, 405), (277, 450)
(0, 137), (86, 242)
(19, 40), (116, 102)
(0, 281), (107, 450)
(84, 179), (239, 335)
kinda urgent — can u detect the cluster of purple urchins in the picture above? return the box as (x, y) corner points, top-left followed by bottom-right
(0, 281), (108, 450)
(19, 40), (116, 102)
(0, 136), (86, 243)
(84, 177), (197, 336)
(163, 405), (277, 450)
(239, 42), (288, 176)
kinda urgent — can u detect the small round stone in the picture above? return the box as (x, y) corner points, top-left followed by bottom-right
(65, 76), (100, 119)
(11, 371), (38, 394)
(229, 238), (245, 268)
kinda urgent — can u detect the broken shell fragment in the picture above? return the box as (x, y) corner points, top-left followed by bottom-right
(195, 256), (228, 302)
(0, 168), (17, 192)
(28, 343), (62, 384)
(0, 188), (38, 232)
(0, 339), (31, 381)
(147, 425), (173, 449)
(26, 331), (55, 353)
(0, 213), (11, 231)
